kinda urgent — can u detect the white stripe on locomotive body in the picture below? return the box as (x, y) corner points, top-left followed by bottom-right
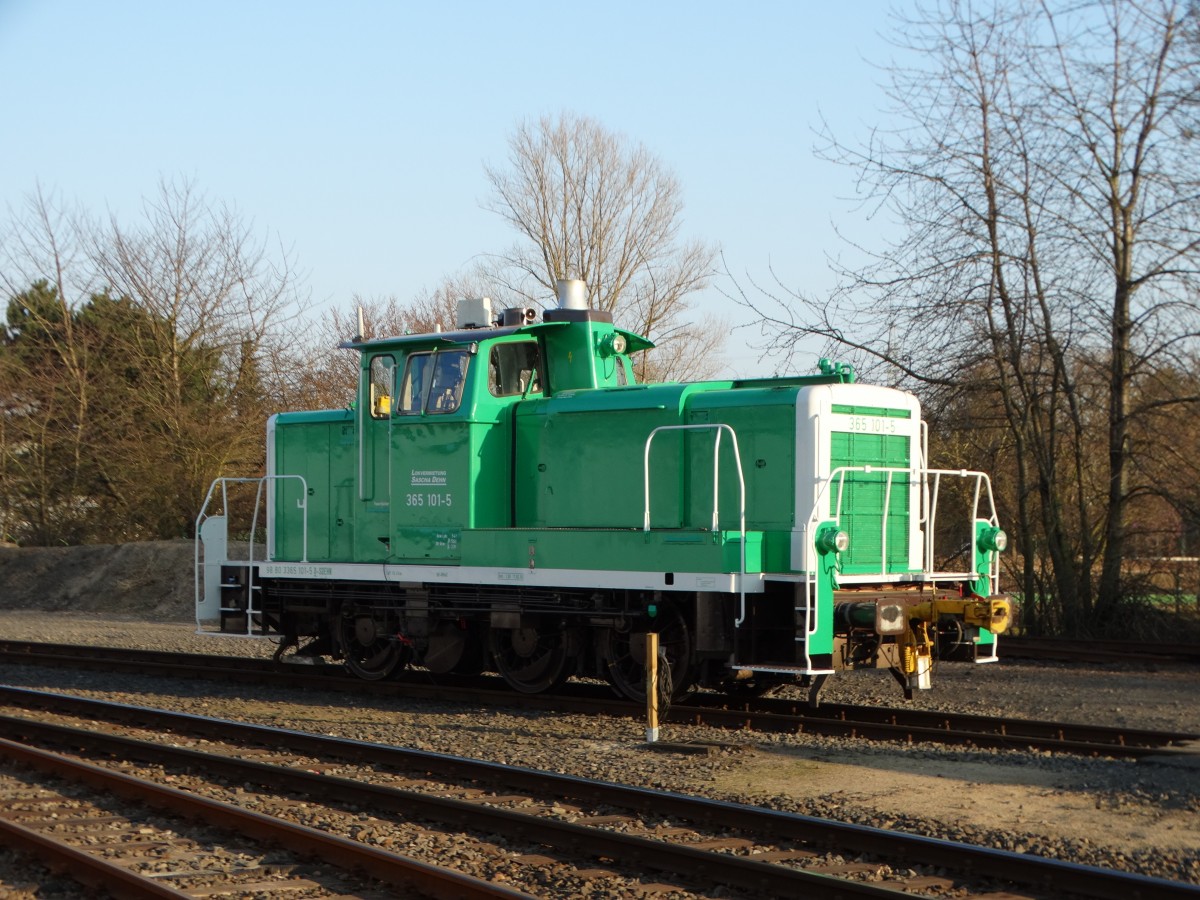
(791, 383), (924, 575)
(254, 560), (766, 595)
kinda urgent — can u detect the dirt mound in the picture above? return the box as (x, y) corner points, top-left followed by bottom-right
(0, 540), (195, 621)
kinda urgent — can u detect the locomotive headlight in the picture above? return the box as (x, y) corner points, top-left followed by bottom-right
(599, 332), (627, 357)
(980, 527), (1008, 553)
(816, 525), (850, 556)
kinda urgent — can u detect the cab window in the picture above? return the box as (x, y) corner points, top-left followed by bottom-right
(398, 353), (431, 414)
(428, 350), (470, 412)
(398, 349), (471, 414)
(368, 355), (394, 418)
(488, 341), (542, 397)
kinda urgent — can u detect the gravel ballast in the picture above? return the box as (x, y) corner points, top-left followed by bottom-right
(0, 608), (1197, 891)
(2, 542), (1199, 890)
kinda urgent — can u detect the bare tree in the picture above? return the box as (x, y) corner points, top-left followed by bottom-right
(0, 178), (305, 543)
(294, 272), (489, 411)
(288, 294), (406, 411)
(632, 314), (728, 382)
(484, 112), (720, 380)
(734, 0), (1200, 635)
(81, 176), (305, 536)
(0, 188), (98, 542)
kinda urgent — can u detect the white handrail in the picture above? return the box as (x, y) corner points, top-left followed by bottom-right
(880, 469), (894, 571)
(802, 526), (820, 671)
(195, 474), (309, 636)
(642, 424), (748, 623)
(805, 465), (999, 580)
(926, 472), (942, 572)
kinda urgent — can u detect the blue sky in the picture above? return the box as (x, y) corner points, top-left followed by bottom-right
(0, 1), (897, 377)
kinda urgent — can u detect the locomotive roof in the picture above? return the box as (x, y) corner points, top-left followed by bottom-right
(339, 322), (539, 351)
(339, 319), (654, 353)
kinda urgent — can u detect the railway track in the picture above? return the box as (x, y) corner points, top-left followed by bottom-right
(2, 640), (1197, 758)
(0, 731), (528, 899)
(1002, 637), (1200, 665)
(2, 685), (1197, 899)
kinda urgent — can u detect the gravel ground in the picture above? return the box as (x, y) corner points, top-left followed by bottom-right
(0, 609), (1198, 894)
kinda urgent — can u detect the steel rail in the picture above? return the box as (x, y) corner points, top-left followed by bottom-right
(2, 686), (1197, 900)
(1002, 637), (1200, 665)
(2, 641), (1195, 758)
(0, 733), (532, 900)
(683, 694), (1200, 751)
(0, 710), (912, 899)
(0, 815), (191, 899)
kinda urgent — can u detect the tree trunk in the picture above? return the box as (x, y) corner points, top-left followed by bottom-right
(1098, 277), (1132, 621)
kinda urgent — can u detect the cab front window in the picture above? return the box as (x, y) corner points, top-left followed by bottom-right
(428, 350), (470, 412)
(398, 349), (471, 414)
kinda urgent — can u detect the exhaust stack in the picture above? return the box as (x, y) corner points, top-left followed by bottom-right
(556, 279), (588, 310)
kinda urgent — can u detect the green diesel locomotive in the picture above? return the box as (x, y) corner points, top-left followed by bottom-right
(196, 279), (1011, 701)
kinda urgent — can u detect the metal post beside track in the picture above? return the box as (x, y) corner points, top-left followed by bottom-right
(645, 632), (659, 743)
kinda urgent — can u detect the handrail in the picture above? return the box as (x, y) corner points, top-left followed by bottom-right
(927, 472), (941, 572)
(194, 474), (309, 635)
(195, 474), (310, 564)
(801, 527), (821, 671)
(803, 465), (1000, 587)
(642, 424), (748, 623)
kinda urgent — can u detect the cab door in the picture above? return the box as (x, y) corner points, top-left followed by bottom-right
(389, 347), (473, 562)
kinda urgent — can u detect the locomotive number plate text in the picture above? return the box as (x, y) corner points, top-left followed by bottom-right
(837, 415), (900, 435)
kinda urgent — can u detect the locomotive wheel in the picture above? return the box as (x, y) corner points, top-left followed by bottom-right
(423, 620), (485, 675)
(598, 604), (696, 702)
(339, 604), (408, 681)
(488, 620), (572, 693)
(449, 624), (486, 675)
